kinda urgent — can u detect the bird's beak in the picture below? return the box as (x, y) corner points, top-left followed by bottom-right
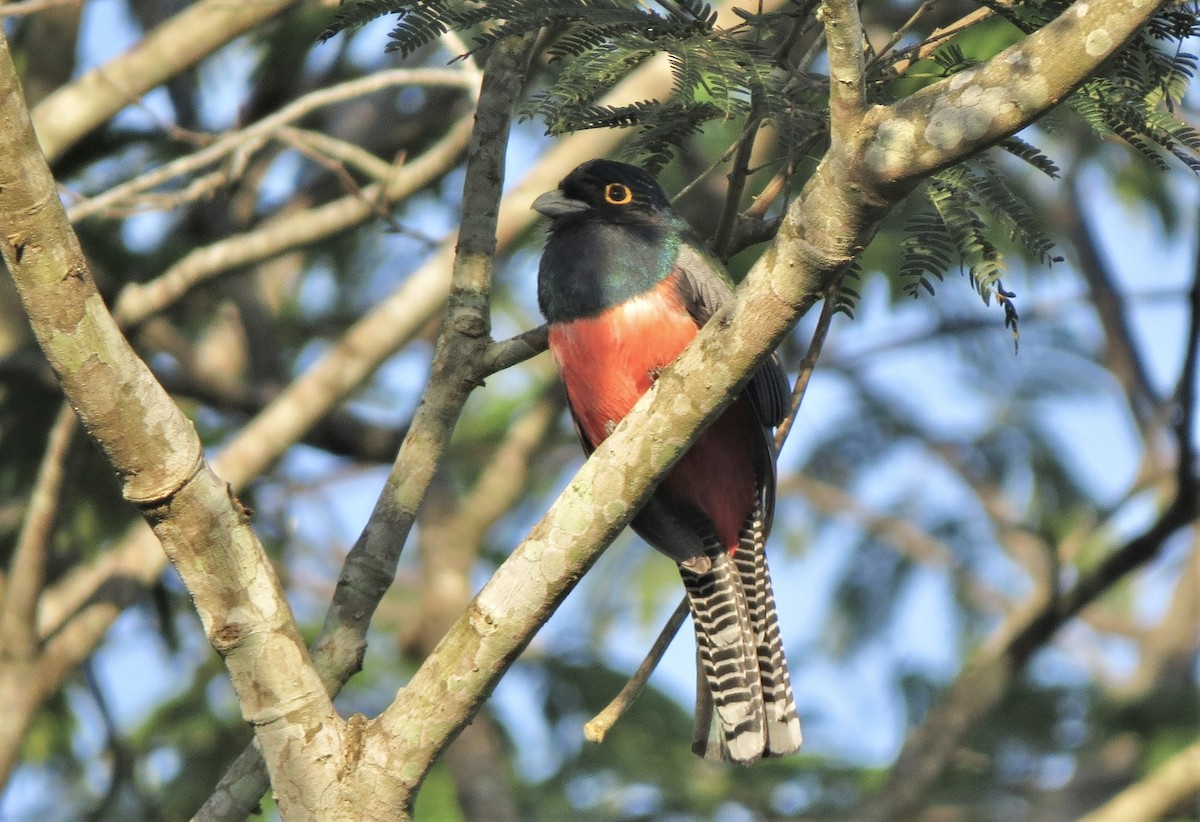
(532, 189), (590, 218)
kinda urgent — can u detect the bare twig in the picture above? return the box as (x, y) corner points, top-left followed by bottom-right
(713, 107), (764, 260)
(67, 67), (477, 223)
(481, 325), (550, 375)
(109, 114), (473, 330)
(584, 596), (691, 744)
(32, 0), (303, 162)
(775, 282), (840, 451)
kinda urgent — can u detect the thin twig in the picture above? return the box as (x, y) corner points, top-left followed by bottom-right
(66, 67), (478, 223)
(109, 114), (472, 329)
(583, 596), (691, 744)
(713, 104), (763, 260)
(882, 7), (996, 78)
(481, 325), (550, 376)
(775, 282), (840, 451)
(277, 126), (395, 182)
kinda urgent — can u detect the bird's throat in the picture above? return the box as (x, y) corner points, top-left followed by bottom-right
(537, 219), (680, 323)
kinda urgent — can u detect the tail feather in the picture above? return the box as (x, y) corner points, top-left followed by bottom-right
(732, 500), (802, 756)
(681, 498), (801, 763)
(680, 548), (766, 763)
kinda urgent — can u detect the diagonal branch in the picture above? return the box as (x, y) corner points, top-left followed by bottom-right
(0, 402), (75, 659)
(861, 0), (1164, 188)
(66, 67), (478, 224)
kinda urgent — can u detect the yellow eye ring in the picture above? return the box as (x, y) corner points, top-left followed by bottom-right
(604, 182), (633, 205)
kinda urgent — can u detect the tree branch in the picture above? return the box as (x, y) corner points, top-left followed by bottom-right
(0, 28), (345, 817)
(822, 0), (867, 140)
(31, 0), (300, 162)
(66, 67), (477, 223)
(0, 401), (75, 658)
(862, 0), (1164, 188)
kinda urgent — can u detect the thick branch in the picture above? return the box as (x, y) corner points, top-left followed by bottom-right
(0, 29), (343, 818)
(194, 37), (706, 821)
(861, 0), (1166, 188)
(822, 0), (867, 139)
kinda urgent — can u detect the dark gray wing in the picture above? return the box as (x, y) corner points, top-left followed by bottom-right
(674, 243), (791, 429)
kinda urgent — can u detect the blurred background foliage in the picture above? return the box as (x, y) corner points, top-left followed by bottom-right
(0, 0), (1197, 820)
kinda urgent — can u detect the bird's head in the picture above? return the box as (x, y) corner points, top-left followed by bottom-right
(532, 160), (672, 227)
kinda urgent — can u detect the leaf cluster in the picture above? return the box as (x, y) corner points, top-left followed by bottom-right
(899, 158), (1056, 305)
(321, 0), (825, 172)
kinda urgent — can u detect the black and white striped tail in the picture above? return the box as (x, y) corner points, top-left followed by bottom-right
(732, 500), (801, 757)
(680, 502), (801, 764)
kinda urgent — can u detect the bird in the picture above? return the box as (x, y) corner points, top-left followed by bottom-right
(533, 159), (801, 763)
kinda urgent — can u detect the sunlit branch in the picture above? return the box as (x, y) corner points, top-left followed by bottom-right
(0, 26), (343, 814)
(482, 325), (550, 375)
(1076, 737), (1200, 822)
(0, 0), (85, 18)
(822, 0), (867, 140)
(109, 115), (472, 330)
(880, 6), (998, 77)
(45, 26), (692, 790)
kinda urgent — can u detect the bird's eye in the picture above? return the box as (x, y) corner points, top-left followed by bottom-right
(604, 183), (633, 205)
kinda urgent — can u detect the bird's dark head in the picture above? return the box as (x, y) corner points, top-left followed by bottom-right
(533, 160), (672, 227)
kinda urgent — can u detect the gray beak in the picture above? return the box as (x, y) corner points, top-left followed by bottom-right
(532, 189), (590, 218)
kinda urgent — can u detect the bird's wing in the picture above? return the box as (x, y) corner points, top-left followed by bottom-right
(673, 243), (791, 429)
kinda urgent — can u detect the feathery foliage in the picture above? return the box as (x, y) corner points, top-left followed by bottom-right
(322, 0), (1198, 335)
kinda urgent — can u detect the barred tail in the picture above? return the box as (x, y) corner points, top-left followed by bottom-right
(680, 547), (766, 763)
(732, 500), (802, 757)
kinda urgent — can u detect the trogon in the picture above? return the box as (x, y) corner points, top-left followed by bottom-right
(533, 159), (802, 763)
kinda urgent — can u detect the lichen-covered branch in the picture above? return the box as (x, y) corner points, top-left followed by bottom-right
(0, 28), (345, 818)
(861, 0), (1163, 188)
